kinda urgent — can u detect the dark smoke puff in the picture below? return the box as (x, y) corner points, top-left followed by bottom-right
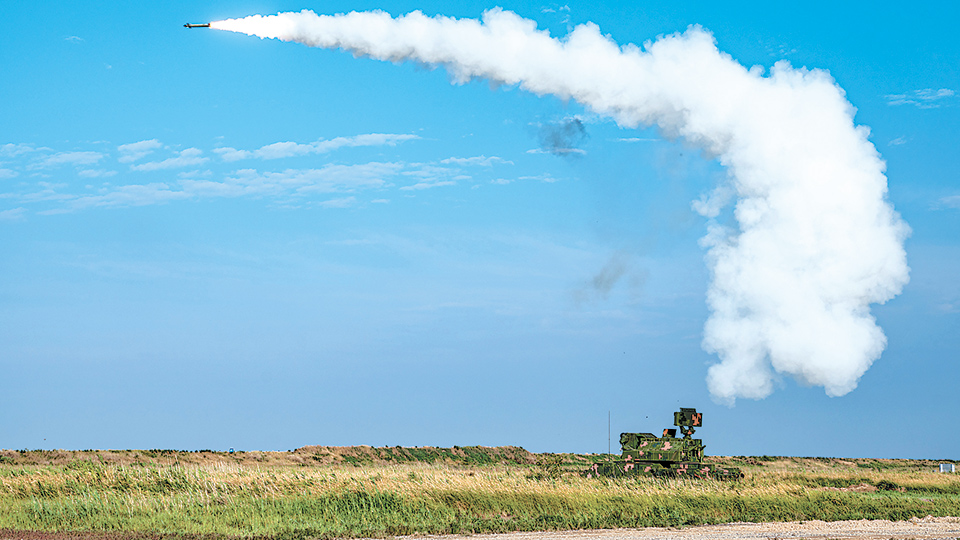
(537, 117), (588, 156)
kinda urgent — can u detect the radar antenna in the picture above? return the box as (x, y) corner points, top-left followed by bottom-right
(673, 407), (702, 439)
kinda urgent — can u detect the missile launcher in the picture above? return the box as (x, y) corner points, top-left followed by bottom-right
(585, 407), (742, 480)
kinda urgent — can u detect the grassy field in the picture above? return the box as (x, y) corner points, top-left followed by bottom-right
(1, 447), (958, 539)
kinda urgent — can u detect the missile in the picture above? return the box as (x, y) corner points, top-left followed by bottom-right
(184, 23), (210, 28)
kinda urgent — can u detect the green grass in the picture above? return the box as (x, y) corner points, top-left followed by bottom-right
(0, 451), (957, 539)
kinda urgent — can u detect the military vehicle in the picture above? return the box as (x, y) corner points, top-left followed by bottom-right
(585, 407), (742, 480)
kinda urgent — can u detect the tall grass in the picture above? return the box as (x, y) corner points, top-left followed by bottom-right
(1, 457), (958, 538)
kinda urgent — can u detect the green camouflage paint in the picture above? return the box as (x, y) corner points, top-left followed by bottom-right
(585, 408), (742, 480)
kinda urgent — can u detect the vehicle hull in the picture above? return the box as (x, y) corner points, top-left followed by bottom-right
(585, 460), (742, 480)
(585, 408), (742, 481)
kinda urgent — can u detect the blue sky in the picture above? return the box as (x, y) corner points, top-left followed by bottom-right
(2, 0), (958, 458)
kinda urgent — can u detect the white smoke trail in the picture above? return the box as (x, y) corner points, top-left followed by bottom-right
(212, 9), (911, 404)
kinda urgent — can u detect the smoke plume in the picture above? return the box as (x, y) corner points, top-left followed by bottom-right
(536, 117), (588, 156)
(212, 9), (911, 404)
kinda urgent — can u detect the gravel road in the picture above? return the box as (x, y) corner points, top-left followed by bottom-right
(413, 517), (960, 540)
(3, 518), (959, 540)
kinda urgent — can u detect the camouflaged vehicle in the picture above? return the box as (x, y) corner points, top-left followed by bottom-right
(585, 407), (742, 480)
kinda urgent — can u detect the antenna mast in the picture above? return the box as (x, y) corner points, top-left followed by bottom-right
(608, 411), (611, 457)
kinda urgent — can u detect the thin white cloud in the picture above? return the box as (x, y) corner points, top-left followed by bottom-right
(397, 162), (464, 190)
(215, 133), (419, 162)
(440, 155), (513, 166)
(213, 147), (247, 161)
(885, 88), (955, 108)
(400, 180), (456, 191)
(318, 196), (356, 208)
(18, 160), (414, 213)
(130, 148), (208, 171)
(938, 301), (959, 314)
(1, 143), (46, 157)
(117, 139), (163, 163)
(65, 36), (84, 42)
(519, 174), (560, 183)
(177, 169), (213, 179)
(66, 183), (190, 210)
(182, 162), (401, 199)
(888, 137), (907, 146)
(78, 169), (118, 178)
(20, 182), (75, 203)
(0, 207), (26, 220)
(938, 195), (960, 210)
(490, 178), (512, 185)
(35, 151), (104, 169)
(401, 164), (456, 179)
(293, 162), (403, 193)
(616, 137), (658, 143)
(7, 131), (570, 213)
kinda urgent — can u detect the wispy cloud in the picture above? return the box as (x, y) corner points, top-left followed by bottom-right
(400, 180), (456, 191)
(888, 137), (907, 146)
(318, 196), (356, 208)
(519, 174), (560, 183)
(937, 195), (960, 210)
(214, 133), (419, 161)
(885, 88), (955, 109)
(288, 162), (400, 193)
(1, 143), (46, 157)
(78, 169), (117, 178)
(20, 182), (76, 203)
(62, 183), (190, 211)
(65, 35), (84, 42)
(1, 134), (563, 214)
(130, 148), (208, 171)
(440, 155), (513, 166)
(401, 164), (454, 179)
(760, 38), (797, 58)
(616, 137), (658, 143)
(540, 4), (570, 22)
(0, 207), (26, 220)
(6, 158), (453, 213)
(179, 162), (402, 200)
(118, 139), (163, 163)
(398, 163), (461, 190)
(34, 151), (104, 169)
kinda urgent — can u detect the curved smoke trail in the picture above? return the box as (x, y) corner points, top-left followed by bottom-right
(212, 9), (910, 404)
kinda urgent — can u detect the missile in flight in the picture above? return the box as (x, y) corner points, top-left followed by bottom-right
(184, 23), (210, 28)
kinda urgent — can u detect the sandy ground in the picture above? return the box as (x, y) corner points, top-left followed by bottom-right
(412, 517), (960, 540)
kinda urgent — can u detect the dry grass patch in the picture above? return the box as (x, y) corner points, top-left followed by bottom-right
(0, 449), (957, 538)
